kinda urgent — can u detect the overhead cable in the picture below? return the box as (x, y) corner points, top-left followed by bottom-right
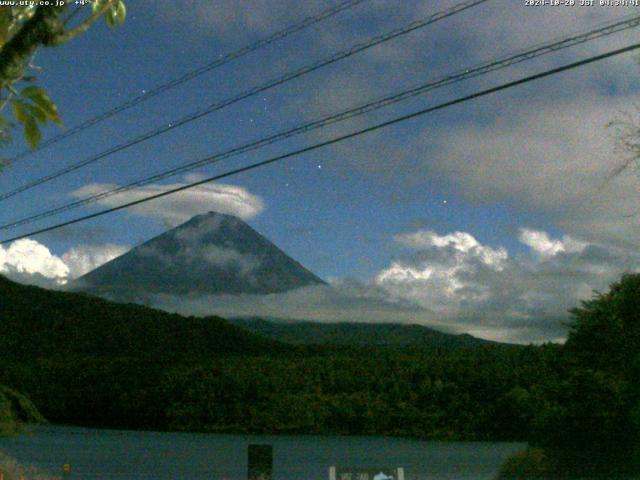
(2, 40), (639, 244)
(6, 0), (371, 163)
(0, 0), (488, 202)
(3, 13), (639, 231)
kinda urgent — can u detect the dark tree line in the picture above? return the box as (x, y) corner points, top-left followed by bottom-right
(499, 273), (640, 478)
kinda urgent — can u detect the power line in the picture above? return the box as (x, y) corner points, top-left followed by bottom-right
(3, 40), (639, 245)
(7, 0), (370, 163)
(3, 13), (639, 231)
(0, 0), (488, 203)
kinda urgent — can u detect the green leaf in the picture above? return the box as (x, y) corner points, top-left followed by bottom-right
(116, 1), (126, 25)
(44, 103), (63, 127)
(105, 8), (116, 28)
(0, 8), (11, 47)
(11, 99), (29, 124)
(92, 0), (109, 14)
(21, 86), (63, 126)
(23, 116), (41, 150)
(20, 85), (47, 100)
(27, 104), (47, 125)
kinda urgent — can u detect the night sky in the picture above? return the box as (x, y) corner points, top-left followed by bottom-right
(1, 0), (639, 342)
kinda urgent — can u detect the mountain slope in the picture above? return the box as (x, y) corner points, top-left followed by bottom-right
(229, 317), (507, 349)
(74, 211), (325, 301)
(0, 275), (284, 362)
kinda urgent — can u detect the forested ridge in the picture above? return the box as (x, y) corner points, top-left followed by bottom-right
(0, 275), (285, 361)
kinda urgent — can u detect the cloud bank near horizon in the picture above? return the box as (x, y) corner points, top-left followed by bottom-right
(26, 223), (625, 344)
(145, 227), (636, 344)
(2, 225), (637, 343)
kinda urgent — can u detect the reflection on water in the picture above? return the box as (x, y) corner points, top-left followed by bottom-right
(0, 425), (523, 480)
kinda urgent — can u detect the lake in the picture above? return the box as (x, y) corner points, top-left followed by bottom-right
(0, 426), (523, 479)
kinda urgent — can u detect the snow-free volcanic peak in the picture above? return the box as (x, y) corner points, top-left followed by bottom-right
(74, 211), (325, 302)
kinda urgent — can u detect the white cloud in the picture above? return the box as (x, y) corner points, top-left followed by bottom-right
(0, 239), (69, 285)
(62, 244), (129, 279)
(374, 228), (640, 343)
(71, 176), (265, 227)
(392, 95), (640, 251)
(395, 230), (508, 268)
(376, 231), (505, 311)
(518, 228), (586, 259)
(518, 229), (565, 257)
(0, 239), (130, 286)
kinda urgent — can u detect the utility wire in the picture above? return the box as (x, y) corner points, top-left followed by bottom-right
(2, 40), (639, 245)
(0, 0), (488, 202)
(7, 0), (370, 163)
(2, 13), (639, 231)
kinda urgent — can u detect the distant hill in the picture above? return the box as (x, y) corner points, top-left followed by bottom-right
(229, 317), (506, 349)
(74, 211), (325, 302)
(0, 274), (292, 428)
(0, 274), (284, 362)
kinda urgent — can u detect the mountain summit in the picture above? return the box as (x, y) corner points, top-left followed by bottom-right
(75, 212), (325, 301)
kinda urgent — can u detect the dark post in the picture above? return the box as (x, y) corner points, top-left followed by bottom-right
(248, 444), (273, 480)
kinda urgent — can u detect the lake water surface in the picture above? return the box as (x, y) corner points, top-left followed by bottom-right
(0, 426), (523, 479)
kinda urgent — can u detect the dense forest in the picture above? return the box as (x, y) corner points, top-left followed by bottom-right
(498, 273), (640, 479)
(0, 273), (638, 477)
(2, 344), (555, 438)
